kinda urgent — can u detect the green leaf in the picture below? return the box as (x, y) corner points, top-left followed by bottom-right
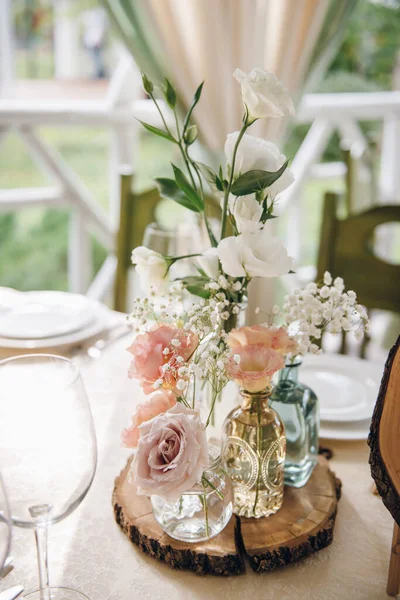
(262, 212), (278, 221)
(196, 162), (217, 186)
(183, 81), (204, 132)
(141, 72), (153, 94)
(175, 276), (211, 299)
(163, 78), (177, 108)
(172, 164), (204, 212)
(183, 124), (198, 145)
(137, 120), (175, 143)
(231, 161), (289, 196)
(155, 178), (201, 212)
(215, 177), (224, 192)
(186, 284), (211, 299)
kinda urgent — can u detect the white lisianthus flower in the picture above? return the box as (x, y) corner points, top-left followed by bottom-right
(196, 247), (219, 280)
(229, 194), (263, 233)
(217, 230), (293, 278)
(225, 132), (294, 196)
(233, 67), (295, 120)
(131, 246), (169, 291)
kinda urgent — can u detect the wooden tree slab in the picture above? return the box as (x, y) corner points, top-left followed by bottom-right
(369, 335), (400, 527)
(113, 458), (245, 576)
(113, 456), (341, 576)
(239, 458), (341, 573)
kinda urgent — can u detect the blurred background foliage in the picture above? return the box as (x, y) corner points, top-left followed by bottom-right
(1, 0), (400, 291)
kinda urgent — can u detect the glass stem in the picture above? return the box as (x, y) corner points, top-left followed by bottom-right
(34, 526), (51, 600)
(253, 400), (262, 515)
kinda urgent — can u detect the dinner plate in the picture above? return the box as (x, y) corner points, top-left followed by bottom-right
(0, 291), (94, 339)
(319, 418), (371, 441)
(0, 302), (117, 350)
(301, 353), (383, 423)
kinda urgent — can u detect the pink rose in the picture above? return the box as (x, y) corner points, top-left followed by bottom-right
(227, 344), (284, 393)
(127, 324), (199, 394)
(227, 325), (297, 355)
(121, 390), (176, 448)
(132, 404), (209, 502)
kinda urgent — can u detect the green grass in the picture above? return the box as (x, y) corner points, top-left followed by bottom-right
(0, 128), (176, 291)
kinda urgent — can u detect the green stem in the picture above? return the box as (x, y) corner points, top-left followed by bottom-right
(220, 121), (248, 241)
(200, 484), (210, 538)
(202, 474), (223, 500)
(205, 387), (219, 428)
(253, 399), (262, 515)
(170, 253), (202, 261)
(150, 93), (177, 142)
(192, 376), (196, 409)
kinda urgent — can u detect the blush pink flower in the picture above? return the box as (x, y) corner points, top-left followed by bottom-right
(127, 324), (198, 394)
(132, 404), (209, 502)
(121, 390), (177, 449)
(227, 344), (284, 393)
(227, 325), (297, 355)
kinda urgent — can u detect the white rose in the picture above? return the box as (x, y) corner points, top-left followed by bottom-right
(217, 230), (293, 279)
(225, 132), (294, 196)
(196, 247), (219, 280)
(229, 194), (263, 233)
(234, 67), (295, 120)
(131, 246), (168, 291)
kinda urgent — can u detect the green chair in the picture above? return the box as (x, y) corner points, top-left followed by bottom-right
(316, 191), (400, 355)
(114, 169), (161, 313)
(114, 168), (223, 313)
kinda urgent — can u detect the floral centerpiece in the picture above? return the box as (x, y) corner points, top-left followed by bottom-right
(121, 67), (369, 532)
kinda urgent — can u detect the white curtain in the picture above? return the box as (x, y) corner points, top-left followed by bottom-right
(130, 0), (352, 148)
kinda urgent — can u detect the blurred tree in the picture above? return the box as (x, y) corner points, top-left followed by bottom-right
(329, 0), (400, 89)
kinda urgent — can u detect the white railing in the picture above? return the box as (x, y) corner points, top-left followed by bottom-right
(1, 71), (400, 301)
(0, 56), (168, 299)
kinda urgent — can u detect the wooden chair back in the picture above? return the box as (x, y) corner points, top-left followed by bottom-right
(369, 336), (400, 595)
(317, 192), (400, 315)
(114, 169), (160, 312)
(114, 168), (223, 313)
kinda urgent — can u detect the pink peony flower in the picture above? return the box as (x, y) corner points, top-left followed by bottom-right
(127, 324), (199, 394)
(227, 325), (297, 355)
(121, 390), (176, 449)
(132, 404), (209, 502)
(227, 344), (285, 393)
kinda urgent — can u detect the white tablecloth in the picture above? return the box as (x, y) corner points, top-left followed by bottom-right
(0, 337), (394, 600)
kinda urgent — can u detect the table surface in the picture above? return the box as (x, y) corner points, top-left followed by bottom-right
(0, 335), (393, 600)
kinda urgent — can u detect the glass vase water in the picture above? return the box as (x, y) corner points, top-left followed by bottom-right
(270, 361), (319, 488)
(222, 388), (286, 518)
(151, 450), (233, 542)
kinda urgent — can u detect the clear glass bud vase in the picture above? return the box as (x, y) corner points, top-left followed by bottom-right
(151, 452), (233, 543)
(269, 361), (319, 488)
(222, 389), (286, 518)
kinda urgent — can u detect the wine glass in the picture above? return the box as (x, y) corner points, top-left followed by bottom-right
(0, 472), (11, 573)
(0, 355), (97, 600)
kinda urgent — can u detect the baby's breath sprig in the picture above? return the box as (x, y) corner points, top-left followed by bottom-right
(281, 271), (369, 356)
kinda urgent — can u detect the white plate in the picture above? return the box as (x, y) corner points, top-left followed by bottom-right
(0, 291), (94, 339)
(319, 418), (371, 441)
(0, 302), (117, 350)
(301, 354), (383, 423)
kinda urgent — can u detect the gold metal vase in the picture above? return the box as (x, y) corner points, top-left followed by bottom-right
(222, 387), (286, 518)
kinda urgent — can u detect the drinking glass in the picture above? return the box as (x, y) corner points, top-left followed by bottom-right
(0, 355), (97, 600)
(0, 472), (11, 573)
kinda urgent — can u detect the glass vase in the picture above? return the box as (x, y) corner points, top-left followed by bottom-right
(197, 298), (247, 443)
(222, 388), (286, 518)
(269, 361), (319, 488)
(151, 451), (233, 543)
